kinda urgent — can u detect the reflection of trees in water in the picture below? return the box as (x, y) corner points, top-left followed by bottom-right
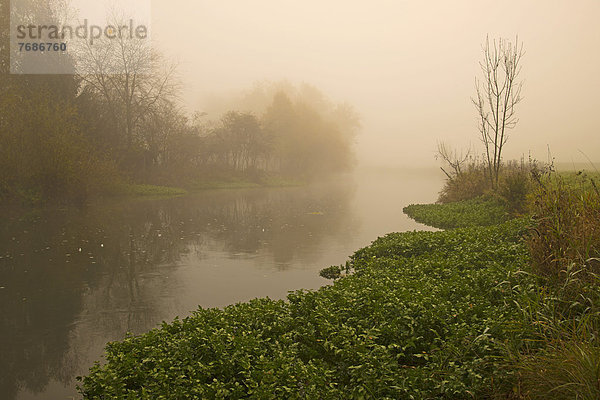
(0, 179), (357, 399)
(187, 182), (357, 268)
(0, 211), (90, 399)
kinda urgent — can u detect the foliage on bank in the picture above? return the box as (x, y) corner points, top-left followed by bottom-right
(123, 184), (189, 197)
(437, 157), (533, 214)
(79, 216), (534, 399)
(1, 3), (358, 206)
(403, 196), (510, 229)
(528, 169), (600, 281)
(79, 166), (600, 399)
(434, 162), (600, 399)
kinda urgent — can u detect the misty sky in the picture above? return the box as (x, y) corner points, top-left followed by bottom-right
(150, 0), (600, 167)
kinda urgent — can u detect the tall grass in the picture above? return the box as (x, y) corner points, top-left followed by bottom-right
(527, 170), (600, 281)
(508, 168), (600, 399)
(508, 268), (600, 399)
(518, 337), (600, 399)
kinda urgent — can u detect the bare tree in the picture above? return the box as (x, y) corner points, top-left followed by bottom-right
(472, 36), (524, 188)
(436, 141), (471, 179)
(76, 13), (178, 157)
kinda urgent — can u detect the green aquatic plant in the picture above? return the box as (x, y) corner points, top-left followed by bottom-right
(78, 185), (600, 399)
(78, 219), (534, 399)
(403, 196), (510, 229)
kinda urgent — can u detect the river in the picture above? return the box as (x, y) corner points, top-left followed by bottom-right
(0, 167), (442, 399)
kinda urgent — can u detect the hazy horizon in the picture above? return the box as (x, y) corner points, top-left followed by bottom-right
(150, 0), (600, 168)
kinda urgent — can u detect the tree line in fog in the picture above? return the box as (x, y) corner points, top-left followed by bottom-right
(0, 1), (359, 205)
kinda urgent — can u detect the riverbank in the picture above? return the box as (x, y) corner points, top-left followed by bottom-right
(109, 175), (305, 198)
(78, 170), (600, 399)
(0, 177), (306, 213)
(77, 199), (533, 398)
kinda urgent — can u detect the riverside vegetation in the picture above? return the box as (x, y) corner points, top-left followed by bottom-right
(79, 218), (532, 399)
(1, 1), (359, 206)
(77, 161), (600, 399)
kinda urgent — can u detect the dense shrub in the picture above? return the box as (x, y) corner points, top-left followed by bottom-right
(438, 163), (490, 203)
(425, 169), (600, 399)
(437, 159), (536, 215)
(0, 88), (121, 205)
(498, 163), (533, 214)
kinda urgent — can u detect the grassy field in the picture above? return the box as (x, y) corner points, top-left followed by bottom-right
(189, 176), (303, 191)
(124, 184), (189, 197)
(114, 176), (305, 199)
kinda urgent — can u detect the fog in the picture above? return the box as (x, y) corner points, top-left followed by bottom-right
(151, 0), (600, 167)
(3, 2), (600, 398)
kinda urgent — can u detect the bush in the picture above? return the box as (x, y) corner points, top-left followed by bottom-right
(498, 162), (533, 215)
(437, 157), (537, 215)
(0, 80), (122, 206)
(438, 162), (491, 203)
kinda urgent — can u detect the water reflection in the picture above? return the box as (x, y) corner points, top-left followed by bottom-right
(0, 178), (357, 399)
(0, 169), (442, 399)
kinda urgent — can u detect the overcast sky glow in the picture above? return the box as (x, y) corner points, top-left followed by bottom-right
(151, 0), (600, 167)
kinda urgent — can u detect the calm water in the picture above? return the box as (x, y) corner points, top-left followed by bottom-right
(0, 167), (442, 400)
